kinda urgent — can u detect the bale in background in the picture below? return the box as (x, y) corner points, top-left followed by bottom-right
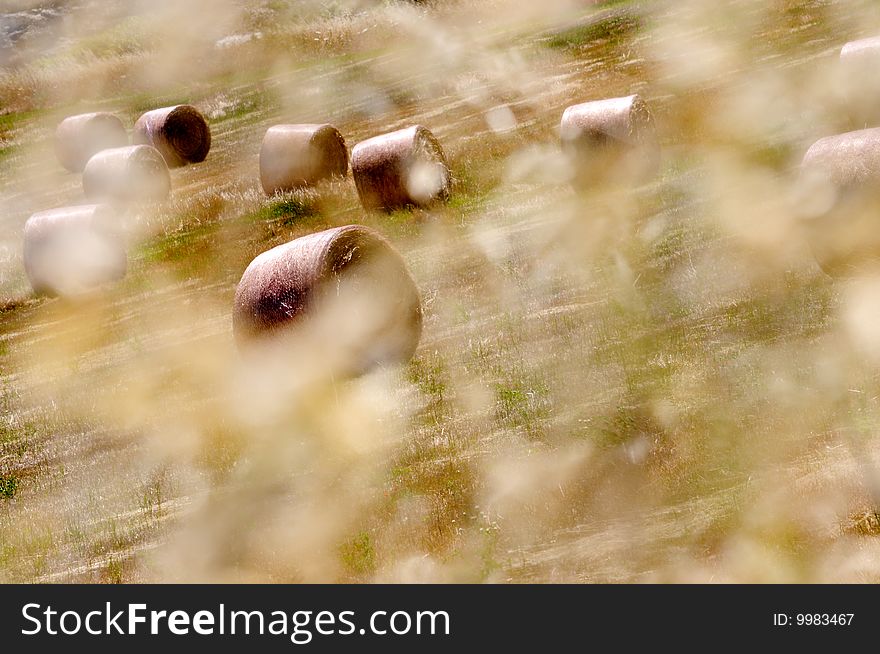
(260, 124), (349, 194)
(54, 112), (128, 173)
(799, 127), (880, 275)
(24, 204), (126, 297)
(351, 125), (450, 211)
(839, 36), (880, 128)
(82, 145), (171, 203)
(560, 94), (659, 185)
(133, 105), (211, 167)
(233, 225), (422, 372)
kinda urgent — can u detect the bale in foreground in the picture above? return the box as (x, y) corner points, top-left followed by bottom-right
(24, 204), (126, 297)
(351, 125), (450, 211)
(82, 145), (171, 203)
(260, 124), (349, 194)
(799, 127), (880, 275)
(133, 104), (211, 167)
(233, 225), (422, 372)
(560, 94), (659, 185)
(54, 112), (128, 173)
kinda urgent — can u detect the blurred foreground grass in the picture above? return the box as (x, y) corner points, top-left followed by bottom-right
(3, 0), (880, 582)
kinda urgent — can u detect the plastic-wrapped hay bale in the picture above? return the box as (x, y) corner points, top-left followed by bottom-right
(54, 112), (129, 173)
(82, 145), (171, 203)
(24, 204), (126, 297)
(133, 105), (211, 167)
(560, 94), (659, 185)
(800, 128), (880, 275)
(351, 125), (450, 211)
(260, 124), (349, 194)
(233, 225), (422, 371)
(839, 36), (880, 128)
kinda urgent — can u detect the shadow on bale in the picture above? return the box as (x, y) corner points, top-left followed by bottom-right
(351, 125), (451, 212)
(133, 104), (211, 168)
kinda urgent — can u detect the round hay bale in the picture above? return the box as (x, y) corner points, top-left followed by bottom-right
(560, 94), (659, 185)
(233, 225), (422, 370)
(260, 124), (349, 194)
(351, 125), (450, 211)
(133, 104), (211, 167)
(800, 127), (880, 274)
(23, 204), (126, 297)
(82, 145), (171, 203)
(54, 112), (129, 173)
(840, 35), (880, 66)
(839, 36), (880, 128)
(802, 128), (880, 187)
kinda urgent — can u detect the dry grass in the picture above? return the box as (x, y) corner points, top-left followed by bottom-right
(3, 0), (880, 583)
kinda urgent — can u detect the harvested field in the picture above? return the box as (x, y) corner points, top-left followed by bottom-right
(2, 0), (880, 583)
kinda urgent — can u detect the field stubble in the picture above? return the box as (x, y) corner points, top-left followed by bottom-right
(2, 0), (880, 582)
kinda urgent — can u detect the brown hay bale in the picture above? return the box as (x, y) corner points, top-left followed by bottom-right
(260, 124), (349, 194)
(560, 94), (659, 185)
(839, 37), (880, 128)
(800, 128), (880, 274)
(351, 125), (451, 211)
(82, 145), (171, 203)
(133, 104), (211, 167)
(54, 112), (128, 173)
(233, 225), (422, 370)
(23, 204), (126, 297)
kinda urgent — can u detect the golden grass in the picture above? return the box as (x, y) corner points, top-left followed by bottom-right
(2, 0), (880, 583)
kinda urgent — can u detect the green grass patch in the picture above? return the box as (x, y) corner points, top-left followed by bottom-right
(71, 18), (154, 62)
(339, 532), (376, 576)
(546, 10), (641, 51)
(0, 474), (18, 500)
(209, 87), (278, 123)
(123, 92), (205, 118)
(253, 196), (316, 225)
(104, 557), (125, 584)
(0, 109), (42, 138)
(493, 375), (551, 438)
(140, 221), (220, 266)
(407, 353), (450, 426)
